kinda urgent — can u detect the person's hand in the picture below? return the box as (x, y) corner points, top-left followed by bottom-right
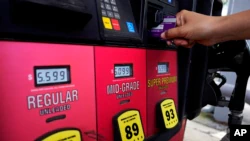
(161, 10), (220, 48)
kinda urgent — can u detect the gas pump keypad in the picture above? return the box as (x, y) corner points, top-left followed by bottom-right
(102, 10), (107, 16)
(112, 6), (119, 12)
(110, 0), (117, 5)
(99, 0), (140, 41)
(101, 2), (105, 9)
(114, 13), (120, 19)
(107, 11), (114, 18)
(105, 4), (112, 10)
(100, 0), (120, 19)
(100, 0), (122, 30)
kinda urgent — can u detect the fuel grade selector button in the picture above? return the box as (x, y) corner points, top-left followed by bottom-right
(113, 110), (145, 141)
(156, 99), (179, 129)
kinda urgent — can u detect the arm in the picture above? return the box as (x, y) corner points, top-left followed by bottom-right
(215, 10), (250, 42)
(160, 10), (250, 47)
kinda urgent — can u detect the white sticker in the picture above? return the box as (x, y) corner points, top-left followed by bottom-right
(152, 24), (164, 30)
(163, 18), (177, 23)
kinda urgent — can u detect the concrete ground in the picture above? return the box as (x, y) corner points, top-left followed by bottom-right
(183, 103), (250, 141)
(183, 68), (250, 141)
(184, 120), (226, 141)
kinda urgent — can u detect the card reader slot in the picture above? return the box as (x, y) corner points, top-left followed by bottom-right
(147, 2), (164, 29)
(11, 0), (92, 30)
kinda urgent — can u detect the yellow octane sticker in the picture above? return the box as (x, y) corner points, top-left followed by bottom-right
(118, 110), (145, 141)
(42, 129), (81, 141)
(161, 99), (179, 129)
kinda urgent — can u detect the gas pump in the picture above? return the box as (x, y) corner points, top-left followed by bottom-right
(0, 0), (197, 141)
(95, 47), (146, 141)
(146, 49), (179, 138)
(0, 42), (97, 141)
(145, 1), (193, 141)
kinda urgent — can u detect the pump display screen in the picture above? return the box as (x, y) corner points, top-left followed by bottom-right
(160, 0), (174, 5)
(158, 63), (169, 74)
(34, 66), (71, 86)
(114, 64), (133, 78)
(167, 0), (173, 4)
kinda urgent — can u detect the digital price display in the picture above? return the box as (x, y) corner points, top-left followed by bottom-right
(158, 63), (169, 74)
(114, 64), (133, 78)
(34, 66), (71, 86)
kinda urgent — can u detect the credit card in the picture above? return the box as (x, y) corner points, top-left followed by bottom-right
(150, 16), (176, 38)
(163, 16), (176, 31)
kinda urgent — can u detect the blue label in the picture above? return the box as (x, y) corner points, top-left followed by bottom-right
(126, 22), (135, 33)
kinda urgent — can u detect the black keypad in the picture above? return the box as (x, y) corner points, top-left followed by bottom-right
(101, 10), (107, 16)
(105, 4), (112, 10)
(114, 12), (120, 19)
(112, 5), (118, 12)
(107, 11), (114, 18)
(110, 0), (116, 5)
(101, 2), (105, 9)
(100, 0), (120, 19)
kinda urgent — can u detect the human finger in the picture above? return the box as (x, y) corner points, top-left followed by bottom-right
(173, 39), (189, 46)
(161, 27), (185, 39)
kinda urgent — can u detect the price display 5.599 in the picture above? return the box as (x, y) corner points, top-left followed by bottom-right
(35, 66), (70, 86)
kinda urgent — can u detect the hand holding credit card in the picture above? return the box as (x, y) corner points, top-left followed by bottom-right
(161, 10), (222, 48)
(150, 16), (177, 39)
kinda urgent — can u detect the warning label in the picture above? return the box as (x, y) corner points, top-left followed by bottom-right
(37, 129), (81, 141)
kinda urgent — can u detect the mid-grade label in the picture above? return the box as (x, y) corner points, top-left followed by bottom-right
(117, 110), (145, 141)
(106, 81), (140, 99)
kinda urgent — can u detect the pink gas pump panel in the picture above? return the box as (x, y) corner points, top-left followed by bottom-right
(95, 47), (147, 141)
(0, 41), (96, 141)
(146, 50), (178, 137)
